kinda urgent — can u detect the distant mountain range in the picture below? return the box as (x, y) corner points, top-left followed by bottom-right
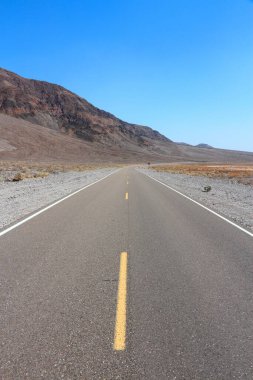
(177, 142), (213, 149)
(0, 68), (252, 163)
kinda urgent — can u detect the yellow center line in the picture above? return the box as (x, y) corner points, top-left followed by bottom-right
(114, 252), (128, 351)
(125, 192), (128, 200)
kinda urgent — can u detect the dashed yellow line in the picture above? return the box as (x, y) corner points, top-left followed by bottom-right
(125, 192), (128, 200)
(114, 252), (128, 351)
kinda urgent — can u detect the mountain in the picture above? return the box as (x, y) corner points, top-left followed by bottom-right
(0, 68), (171, 146)
(176, 142), (192, 147)
(177, 142), (214, 149)
(0, 68), (252, 163)
(195, 143), (213, 149)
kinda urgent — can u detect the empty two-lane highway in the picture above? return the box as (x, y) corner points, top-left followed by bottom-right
(0, 168), (252, 379)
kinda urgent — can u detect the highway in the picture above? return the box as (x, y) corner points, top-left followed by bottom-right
(0, 168), (252, 379)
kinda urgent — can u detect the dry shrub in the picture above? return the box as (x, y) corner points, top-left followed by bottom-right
(33, 171), (49, 178)
(0, 160), (123, 182)
(151, 164), (253, 184)
(0, 160), (120, 174)
(12, 172), (28, 181)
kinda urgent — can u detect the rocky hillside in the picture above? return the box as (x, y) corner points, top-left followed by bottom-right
(0, 67), (252, 163)
(0, 68), (170, 147)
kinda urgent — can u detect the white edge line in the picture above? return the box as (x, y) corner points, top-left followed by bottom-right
(0, 169), (120, 238)
(142, 171), (253, 238)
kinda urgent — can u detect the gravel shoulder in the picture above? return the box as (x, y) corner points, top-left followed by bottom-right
(0, 168), (116, 230)
(138, 168), (253, 233)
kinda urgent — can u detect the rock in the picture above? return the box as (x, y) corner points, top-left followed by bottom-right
(202, 185), (212, 192)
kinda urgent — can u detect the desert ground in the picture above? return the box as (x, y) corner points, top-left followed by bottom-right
(150, 163), (253, 185)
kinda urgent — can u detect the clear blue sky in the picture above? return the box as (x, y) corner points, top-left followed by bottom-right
(1, 0), (252, 151)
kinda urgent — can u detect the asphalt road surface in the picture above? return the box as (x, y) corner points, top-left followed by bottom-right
(0, 168), (252, 379)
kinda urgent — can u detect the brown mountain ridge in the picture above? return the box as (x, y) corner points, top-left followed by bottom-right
(0, 67), (252, 163)
(0, 68), (170, 145)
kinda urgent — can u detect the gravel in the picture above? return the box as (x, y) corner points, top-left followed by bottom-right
(138, 168), (253, 233)
(0, 168), (116, 230)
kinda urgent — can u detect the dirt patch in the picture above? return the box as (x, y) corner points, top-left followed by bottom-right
(0, 139), (16, 152)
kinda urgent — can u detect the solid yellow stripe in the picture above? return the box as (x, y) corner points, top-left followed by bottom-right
(125, 192), (128, 200)
(114, 252), (128, 350)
